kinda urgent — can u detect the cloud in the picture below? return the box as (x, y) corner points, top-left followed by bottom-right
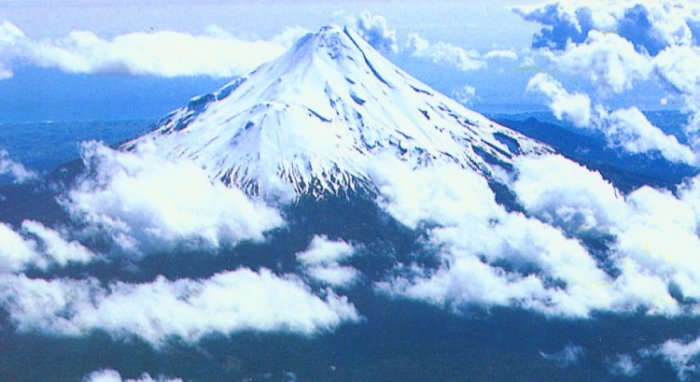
(512, 154), (700, 315)
(483, 49), (519, 60)
(600, 106), (695, 163)
(405, 33), (486, 71)
(62, 141), (283, 255)
(540, 344), (585, 367)
(0, 220), (95, 273)
(527, 73), (695, 163)
(0, 268), (359, 346)
(296, 236), (359, 288)
(84, 369), (182, 382)
(650, 336), (700, 381)
(0, 21), (306, 79)
(0, 150), (37, 183)
(549, 30), (653, 93)
(526, 73), (592, 127)
(296, 236), (355, 266)
(512, 0), (700, 55)
(347, 12), (398, 54)
(608, 354), (641, 377)
(370, 158), (618, 318)
(451, 85), (477, 105)
(653, 45), (700, 146)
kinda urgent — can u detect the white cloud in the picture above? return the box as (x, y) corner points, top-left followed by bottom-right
(608, 354), (641, 377)
(84, 369), (182, 382)
(601, 106), (694, 163)
(0, 268), (360, 346)
(550, 30), (653, 93)
(305, 264), (359, 288)
(512, 0), (700, 55)
(651, 337), (700, 381)
(451, 85), (477, 105)
(369, 158), (617, 318)
(0, 150), (37, 183)
(653, 45), (700, 147)
(347, 12), (398, 54)
(540, 344), (585, 367)
(62, 141), (283, 255)
(296, 236), (359, 288)
(512, 154), (700, 315)
(296, 236), (354, 266)
(0, 21), (304, 79)
(484, 49), (519, 61)
(0, 220), (95, 273)
(526, 73), (592, 127)
(527, 73), (695, 164)
(406, 33), (486, 71)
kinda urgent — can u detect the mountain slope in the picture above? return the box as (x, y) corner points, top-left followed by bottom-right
(125, 25), (551, 195)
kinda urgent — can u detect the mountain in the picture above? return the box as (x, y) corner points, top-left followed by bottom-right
(125, 25), (551, 196)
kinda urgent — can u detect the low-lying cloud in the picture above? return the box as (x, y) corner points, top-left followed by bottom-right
(63, 141), (284, 255)
(297, 235), (359, 288)
(0, 268), (359, 346)
(0, 149), (37, 183)
(0, 21), (306, 79)
(0, 220), (95, 273)
(527, 73), (694, 164)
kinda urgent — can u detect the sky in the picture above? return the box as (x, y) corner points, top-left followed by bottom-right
(0, 0), (610, 122)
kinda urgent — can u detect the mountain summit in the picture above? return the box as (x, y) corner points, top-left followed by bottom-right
(125, 25), (551, 195)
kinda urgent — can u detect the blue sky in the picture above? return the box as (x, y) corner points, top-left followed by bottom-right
(0, 0), (696, 128)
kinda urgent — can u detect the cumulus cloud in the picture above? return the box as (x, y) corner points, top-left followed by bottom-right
(84, 369), (182, 382)
(653, 45), (700, 145)
(62, 142), (283, 254)
(297, 236), (359, 288)
(347, 12), (398, 54)
(527, 73), (694, 163)
(0, 268), (359, 346)
(0, 21), (307, 79)
(526, 73), (592, 127)
(366, 153), (700, 318)
(540, 344), (585, 367)
(0, 150), (37, 183)
(370, 158), (619, 318)
(512, 154), (700, 315)
(0, 220), (94, 273)
(405, 33), (486, 71)
(549, 30), (653, 93)
(512, 0), (700, 55)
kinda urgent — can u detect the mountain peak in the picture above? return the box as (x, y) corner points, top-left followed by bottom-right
(125, 25), (551, 196)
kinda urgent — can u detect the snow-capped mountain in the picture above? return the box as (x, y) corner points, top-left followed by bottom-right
(125, 25), (551, 195)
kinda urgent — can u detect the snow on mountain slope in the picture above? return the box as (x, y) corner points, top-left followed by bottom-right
(125, 25), (551, 196)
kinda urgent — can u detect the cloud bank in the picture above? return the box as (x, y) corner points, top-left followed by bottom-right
(526, 73), (694, 163)
(63, 142), (283, 254)
(0, 268), (359, 346)
(0, 21), (306, 78)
